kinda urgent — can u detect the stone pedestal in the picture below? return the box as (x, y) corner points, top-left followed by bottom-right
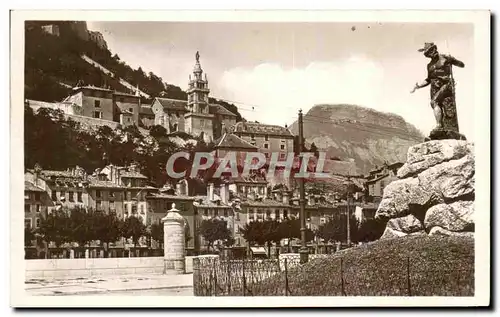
(426, 127), (467, 141)
(162, 203), (186, 275)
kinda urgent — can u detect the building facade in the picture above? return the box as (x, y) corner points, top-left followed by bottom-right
(364, 162), (404, 203)
(230, 122), (295, 161)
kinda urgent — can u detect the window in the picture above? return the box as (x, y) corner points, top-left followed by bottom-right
(214, 209), (219, 217)
(279, 152), (286, 160)
(264, 143), (269, 149)
(204, 209), (208, 216)
(129, 108), (133, 113)
(68, 191), (74, 202)
(109, 191), (115, 199)
(93, 111), (102, 119)
(307, 212), (311, 221)
(265, 135), (269, 141)
(280, 144), (285, 150)
(140, 205), (145, 214)
(96, 200), (102, 210)
(94, 100), (101, 108)
(200, 119), (205, 128)
(109, 201), (115, 211)
(34, 192), (41, 201)
(77, 192), (83, 202)
(96, 190), (101, 198)
(59, 191), (65, 200)
(248, 213), (254, 221)
(127, 117), (131, 123)
(126, 191), (131, 201)
(25, 204), (30, 213)
(283, 210), (288, 219)
(223, 209), (228, 217)
(24, 193), (30, 200)
(264, 153), (270, 159)
(266, 210), (271, 219)
(51, 190), (56, 200)
(35, 218), (41, 228)
(251, 134), (255, 140)
(25, 219), (32, 229)
(35, 204), (40, 213)
(235, 212), (240, 221)
(275, 210), (280, 219)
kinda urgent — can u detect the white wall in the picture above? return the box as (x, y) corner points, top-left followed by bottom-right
(26, 256), (195, 280)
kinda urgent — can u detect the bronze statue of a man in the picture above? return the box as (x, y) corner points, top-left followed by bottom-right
(411, 42), (466, 140)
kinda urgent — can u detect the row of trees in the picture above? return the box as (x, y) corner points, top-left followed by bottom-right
(25, 207), (190, 258)
(196, 215), (386, 258)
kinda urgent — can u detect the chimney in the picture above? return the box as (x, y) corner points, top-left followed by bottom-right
(220, 183), (229, 204)
(176, 182), (182, 195)
(282, 191), (290, 205)
(207, 183), (214, 201)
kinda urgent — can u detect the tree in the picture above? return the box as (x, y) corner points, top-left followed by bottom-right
(278, 218), (300, 252)
(149, 125), (168, 140)
(150, 222), (164, 249)
(121, 216), (147, 252)
(262, 219), (282, 257)
(198, 219), (232, 252)
(37, 208), (72, 249)
(68, 206), (94, 251)
(93, 211), (123, 257)
(25, 227), (35, 247)
(354, 217), (386, 242)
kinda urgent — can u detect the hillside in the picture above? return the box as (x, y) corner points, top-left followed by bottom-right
(24, 21), (243, 122)
(252, 235), (474, 296)
(290, 104), (424, 174)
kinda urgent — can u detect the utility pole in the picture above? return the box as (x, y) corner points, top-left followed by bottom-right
(344, 175), (353, 246)
(298, 109), (309, 264)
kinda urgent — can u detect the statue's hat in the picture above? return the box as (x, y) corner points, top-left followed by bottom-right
(418, 42), (437, 53)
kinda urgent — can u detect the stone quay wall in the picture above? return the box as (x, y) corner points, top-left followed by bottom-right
(26, 256), (195, 280)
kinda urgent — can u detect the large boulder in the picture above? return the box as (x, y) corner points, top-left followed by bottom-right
(428, 226), (475, 238)
(375, 140), (475, 240)
(398, 140), (473, 178)
(380, 227), (407, 240)
(386, 214), (423, 233)
(424, 200), (474, 232)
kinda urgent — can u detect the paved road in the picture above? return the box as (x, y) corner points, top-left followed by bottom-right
(77, 287), (194, 296)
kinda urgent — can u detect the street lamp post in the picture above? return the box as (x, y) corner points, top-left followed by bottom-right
(298, 109), (309, 264)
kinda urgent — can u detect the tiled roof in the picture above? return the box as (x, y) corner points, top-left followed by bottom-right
(139, 106), (154, 116)
(209, 104), (237, 117)
(154, 97), (188, 112)
(214, 133), (258, 150)
(192, 195), (232, 208)
(88, 177), (124, 188)
(232, 175), (268, 184)
(120, 170), (148, 179)
(25, 181), (44, 192)
(146, 193), (196, 200)
(26, 99), (77, 109)
(113, 91), (140, 98)
(231, 122), (294, 137)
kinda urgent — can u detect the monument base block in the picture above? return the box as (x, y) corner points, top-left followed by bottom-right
(425, 127), (467, 142)
(164, 259), (185, 275)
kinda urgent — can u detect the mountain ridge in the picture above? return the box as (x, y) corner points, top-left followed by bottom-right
(290, 104), (425, 175)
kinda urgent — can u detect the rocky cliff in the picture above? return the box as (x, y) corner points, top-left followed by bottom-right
(289, 104), (424, 174)
(375, 140), (475, 239)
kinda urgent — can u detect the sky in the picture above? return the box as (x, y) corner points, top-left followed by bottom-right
(87, 21), (475, 140)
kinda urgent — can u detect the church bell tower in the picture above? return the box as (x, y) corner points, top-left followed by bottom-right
(185, 51), (214, 142)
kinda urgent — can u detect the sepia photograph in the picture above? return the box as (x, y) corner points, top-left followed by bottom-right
(9, 10), (490, 307)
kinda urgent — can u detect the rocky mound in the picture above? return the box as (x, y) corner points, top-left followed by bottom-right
(289, 104), (424, 174)
(375, 140), (475, 239)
